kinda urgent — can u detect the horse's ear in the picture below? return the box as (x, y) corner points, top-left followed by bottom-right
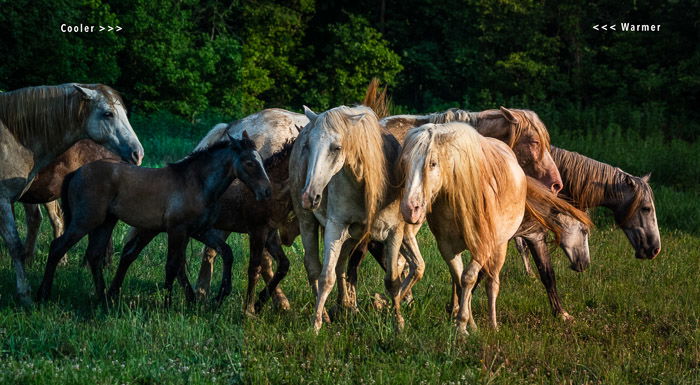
(347, 113), (366, 123)
(73, 85), (99, 100)
(499, 106), (518, 124)
(641, 173), (651, 183)
(242, 130), (251, 141)
(225, 130), (235, 142)
(303, 105), (318, 122)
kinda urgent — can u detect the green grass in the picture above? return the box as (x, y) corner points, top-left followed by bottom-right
(0, 114), (698, 384)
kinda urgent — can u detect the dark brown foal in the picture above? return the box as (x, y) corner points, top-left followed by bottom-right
(37, 132), (271, 304)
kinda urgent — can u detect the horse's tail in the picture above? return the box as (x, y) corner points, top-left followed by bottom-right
(524, 176), (593, 243)
(362, 78), (391, 119)
(60, 170), (77, 229)
(194, 123), (229, 151)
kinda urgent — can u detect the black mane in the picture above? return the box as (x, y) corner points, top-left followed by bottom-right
(264, 138), (296, 169)
(168, 137), (256, 173)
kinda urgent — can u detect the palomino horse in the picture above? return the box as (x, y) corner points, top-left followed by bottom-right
(291, 105), (423, 332)
(36, 133), (271, 304)
(515, 146), (660, 319)
(19, 139), (120, 265)
(194, 139), (297, 315)
(191, 109), (306, 308)
(0, 84), (143, 305)
(399, 122), (581, 333)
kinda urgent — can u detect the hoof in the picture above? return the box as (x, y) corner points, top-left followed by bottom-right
(272, 294), (291, 311)
(312, 318), (323, 334)
(322, 309), (331, 324)
(559, 311), (574, 322)
(371, 293), (390, 310)
(395, 315), (405, 332)
(57, 255), (69, 267)
(194, 288), (208, 302)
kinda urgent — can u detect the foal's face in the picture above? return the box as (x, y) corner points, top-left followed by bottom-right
(300, 113), (346, 210)
(617, 175), (661, 259)
(232, 141), (271, 201)
(74, 85), (144, 165)
(401, 149), (442, 224)
(557, 213), (591, 272)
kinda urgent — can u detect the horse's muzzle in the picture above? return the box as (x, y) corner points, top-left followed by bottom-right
(301, 190), (321, 210)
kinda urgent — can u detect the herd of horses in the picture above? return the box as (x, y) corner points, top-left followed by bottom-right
(0, 81), (661, 335)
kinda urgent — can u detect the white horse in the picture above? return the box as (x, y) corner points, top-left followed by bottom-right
(0, 84), (143, 305)
(290, 105), (423, 332)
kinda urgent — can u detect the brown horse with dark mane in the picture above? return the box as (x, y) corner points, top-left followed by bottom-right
(37, 132), (271, 304)
(18, 139), (119, 265)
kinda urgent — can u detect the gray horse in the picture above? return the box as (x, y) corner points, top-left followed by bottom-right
(0, 84), (143, 305)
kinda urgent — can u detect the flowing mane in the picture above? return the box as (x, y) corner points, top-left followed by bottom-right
(551, 146), (653, 222)
(317, 105), (390, 237)
(400, 122), (509, 266)
(361, 78), (392, 119)
(0, 84), (122, 150)
(263, 138), (296, 169)
(427, 108), (478, 126)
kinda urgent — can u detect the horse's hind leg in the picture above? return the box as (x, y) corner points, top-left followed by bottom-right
(514, 236), (534, 277)
(36, 223), (87, 302)
(21, 203), (42, 266)
(255, 231), (290, 313)
(194, 230), (230, 300)
(485, 243), (508, 330)
(0, 199), (33, 306)
(44, 201), (69, 265)
(107, 227), (158, 300)
(84, 217), (117, 302)
(346, 242), (368, 309)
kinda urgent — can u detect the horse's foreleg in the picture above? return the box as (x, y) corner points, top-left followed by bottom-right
(107, 227), (158, 300)
(436, 239), (464, 319)
(526, 233), (572, 321)
(84, 217), (117, 303)
(298, 213), (321, 298)
(164, 229), (190, 306)
(194, 230), (229, 300)
(456, 259), (482, 335)
(244, 229), (266, 315)
(485, 243), (508, 330)
(44, 201), (69, 265)
(397, 226), (425, 304)
(0, 199), (32, 306)
(335, 239), (357, 311)
(312, 221), (350, 333)
(36, 225), (85, 302)
(514, 236), (534, 277)
(21, 203), (41, 266)
(383, 228), (405, 331)
(345, 242), (367, 310)
(255, 231), (290, 312)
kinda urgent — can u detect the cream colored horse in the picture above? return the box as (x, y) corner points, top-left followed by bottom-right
(400, 122), (568, 334)
(291, 105), (423, 332)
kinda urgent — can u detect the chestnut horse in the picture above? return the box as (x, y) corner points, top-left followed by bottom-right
(1, 83), (143, 305)
(37, 133), (270, 304)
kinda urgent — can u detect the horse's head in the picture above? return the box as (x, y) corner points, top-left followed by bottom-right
(229, 131), (271, 201)
(557, 212), (591, 272)
(615, 173), (661, 259)
(399, 125), (443, 224)
(73, 85), (144, 165)
(477, 107), (562, 193)
(299, 106), (356, 210)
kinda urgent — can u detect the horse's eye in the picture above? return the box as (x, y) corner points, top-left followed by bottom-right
(331, 144), (341, 152)
(641, 207), (652, 214)
(429, 161), (437, 168)
(103, 111), (114, 118)
(245, 161), (255, 168)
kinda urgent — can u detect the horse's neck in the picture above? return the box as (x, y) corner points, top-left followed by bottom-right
(199, 155), (237, 205)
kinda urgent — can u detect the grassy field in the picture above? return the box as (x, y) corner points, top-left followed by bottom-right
(0, 114), (698, 384)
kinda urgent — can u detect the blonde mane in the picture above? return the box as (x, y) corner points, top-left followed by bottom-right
(0, 84), (121, 151)
(552, 146), (653, 222)
(401, 122), (509, 268)
(361, 78), (392, 119)
(317, 105), (390, 238)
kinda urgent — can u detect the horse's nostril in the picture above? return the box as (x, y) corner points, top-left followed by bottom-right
(551, 183), (563, 194)
(653, 247), (660, 256)
(131, 151), (142, 165)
